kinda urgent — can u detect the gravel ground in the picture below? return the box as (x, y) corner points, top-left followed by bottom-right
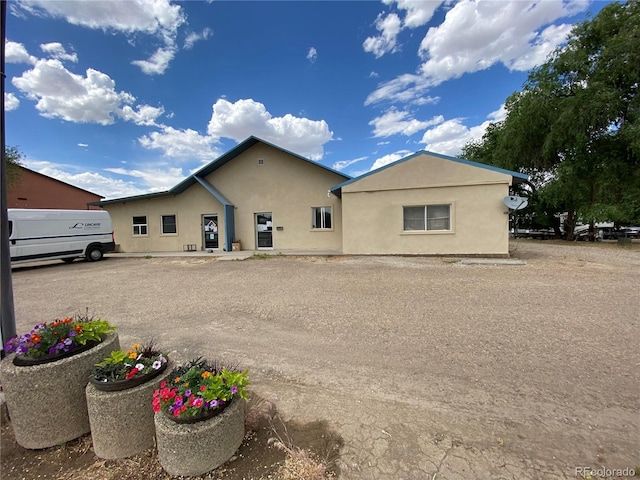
(5, 240), (640, 479)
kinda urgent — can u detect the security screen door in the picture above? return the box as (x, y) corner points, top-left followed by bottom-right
(203, 215), (218, 249)
(255, 212), (273, 249)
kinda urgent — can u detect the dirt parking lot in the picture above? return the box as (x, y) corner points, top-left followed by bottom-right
(5, 240), (640, 479)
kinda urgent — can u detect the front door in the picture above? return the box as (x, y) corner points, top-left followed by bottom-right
(255, 212), (273, 249)
(203, 215), (218, 249)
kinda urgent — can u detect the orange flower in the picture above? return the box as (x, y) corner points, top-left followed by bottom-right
(30, 334), (42, 344)
(62, 317), (73, 324)
(74, 325), (83, 333)
(201, 371), (211, 378)
(128, 352), (137, 359)
(132, 343), (141, 350)
(174, 377), (181, 383)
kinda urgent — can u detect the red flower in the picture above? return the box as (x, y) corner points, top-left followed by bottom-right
(200, 385), (207, 392)
(125, 367), (139, 380)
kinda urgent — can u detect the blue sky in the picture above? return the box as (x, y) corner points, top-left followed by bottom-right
(4, 0), (607, 199)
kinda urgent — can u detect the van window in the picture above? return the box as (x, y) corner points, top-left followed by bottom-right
(8, 220), (13, 237)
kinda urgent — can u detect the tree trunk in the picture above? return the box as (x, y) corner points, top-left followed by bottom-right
(564, 211), (577, 241)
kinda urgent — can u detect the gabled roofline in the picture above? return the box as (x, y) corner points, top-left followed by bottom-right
(330, 150), (530, 196)
(92, 136), (350, 206)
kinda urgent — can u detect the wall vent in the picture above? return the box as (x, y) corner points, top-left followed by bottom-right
(258, 158), (264, 165)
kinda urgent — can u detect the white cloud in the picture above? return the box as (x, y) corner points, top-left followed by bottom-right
(17, 0), (186, 74)
(131, 46), (177, 75)
(369, 108), (444, 137)
(16, 0), (185, 37)
(139, 126), (221, 162)
(509, 23), (574, 71)
(383, 0), (442, 29)
(370, 150), (412, 170)
(419, 105), (506, 156)
(5, 93), (20, 111)
(103, 166), (185, 193)
(23, 159), (151, 199)
(363, 12), (402, 58)
(5, 41), (37, 64)
(77, 143), (89, 147)
(207, 98), (333, 160)
(418, 0), (588, 85)
(184, 28), (213, 49)
(307, 47), (318, 64)
(366, 0), (588, 105)
(40, 42), (77, 62)
(12, 59), (164, 126)
(365, 73), (439, 106)
(119, 104), (164, 126)
(364, 1), (442, 59)
(332, 156), (367, 171)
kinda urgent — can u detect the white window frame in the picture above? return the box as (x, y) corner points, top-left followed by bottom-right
(161, 214), (178, 236)
(402, 204), (451, 232)
(311, 206), (332, 230)
(132, 215), (148, 236)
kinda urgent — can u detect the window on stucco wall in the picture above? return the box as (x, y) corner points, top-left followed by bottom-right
(161, 214), (177, 235)
(132, 216), (148, 236)
(403, 205), (450, 231)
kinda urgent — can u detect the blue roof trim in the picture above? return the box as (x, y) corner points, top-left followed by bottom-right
(193, 177), (234, 206)
(94, 136), (350, 206)
(330, 150), (530, 194)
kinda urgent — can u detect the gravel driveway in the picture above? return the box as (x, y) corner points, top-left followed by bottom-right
(9, 240), (640, 479)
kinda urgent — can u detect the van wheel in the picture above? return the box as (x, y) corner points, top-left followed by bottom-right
(62, 258), (75, 264)
(87, 246), (103, 261)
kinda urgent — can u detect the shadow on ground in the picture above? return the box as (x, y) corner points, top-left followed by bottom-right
(0, 392), (343, 480)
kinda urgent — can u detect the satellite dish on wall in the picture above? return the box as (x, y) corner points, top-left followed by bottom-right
(503, 195), (528, 210)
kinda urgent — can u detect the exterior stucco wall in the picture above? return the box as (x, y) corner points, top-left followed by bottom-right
(204, 143), (344, 251)
(104, 187), (224, 253)
(341, 153), (513, 256)
(103, 143), (346, 253)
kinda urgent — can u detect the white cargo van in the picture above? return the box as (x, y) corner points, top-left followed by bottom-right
(8, 209), (116, 264)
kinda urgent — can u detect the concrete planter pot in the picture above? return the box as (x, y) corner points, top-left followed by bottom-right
(0, 333), (120, 449)
(86, 359), (173, 459)
(155, 397), (246, 477)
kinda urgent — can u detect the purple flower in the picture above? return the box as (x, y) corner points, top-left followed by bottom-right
(152, 360), (162, 370)
(184, 389), (192, 397)
(174, 398), (183, 407)
(209, 400), (218, 408)
(49, 347), (57, 355)
(168, 405), (175, 414)
(17, 345), (29, 355)
(231, 386), (238, 394)
(158, 355), (167, 363)
(68, 331), (77, 337)
(63, 338), (72, 346)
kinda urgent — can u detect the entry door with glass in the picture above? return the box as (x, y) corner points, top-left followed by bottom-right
(203, 215), (219, 249)
(255, 212), (273, 249)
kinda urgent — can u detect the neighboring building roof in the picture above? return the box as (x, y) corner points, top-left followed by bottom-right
(330, 150), (530, 197)
(94, 136), (351, 206)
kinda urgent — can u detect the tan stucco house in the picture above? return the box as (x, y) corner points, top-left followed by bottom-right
(95, 136), (528, 256)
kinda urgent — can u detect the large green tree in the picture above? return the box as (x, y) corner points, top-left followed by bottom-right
(5, 146), (24, 191)
(463, 1), (640, 239)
